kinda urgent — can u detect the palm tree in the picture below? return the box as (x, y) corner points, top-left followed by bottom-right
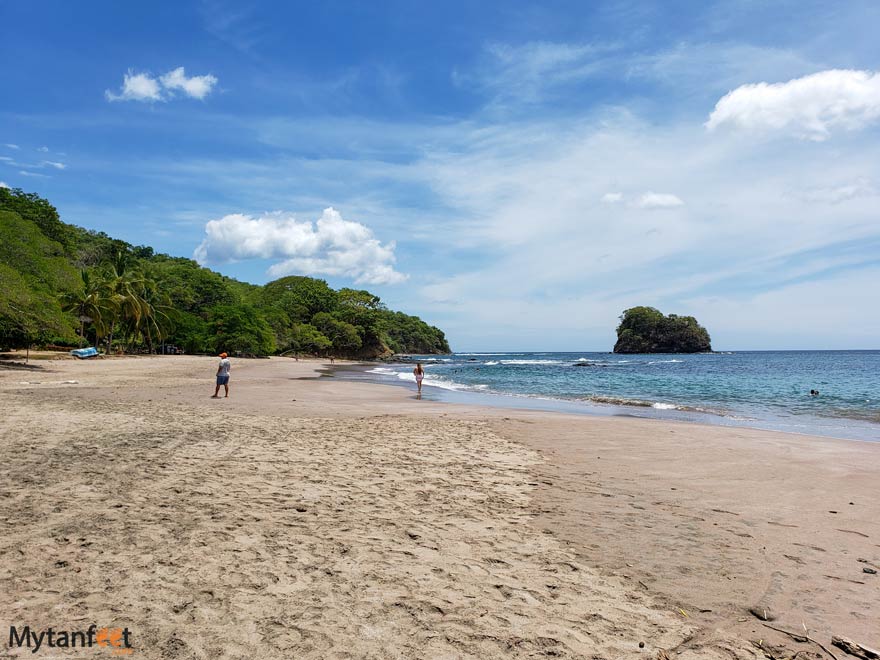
(102, 251), (150, 354)
(137, 270), (174, 353)
(60, 270), (111, 348)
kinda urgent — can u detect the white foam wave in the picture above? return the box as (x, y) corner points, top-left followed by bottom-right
(368, 367), (400, 376)
(647, 359), (684, 364)
(393, 371), (488, 392)
(500, 359), (563, 365)
(456, 353), (511, 356)
(651, 402), (678, 410)
(484, 361), (499, 366)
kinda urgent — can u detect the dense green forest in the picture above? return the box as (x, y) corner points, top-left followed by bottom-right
(613, 306), (711, 353)
(0, 187), (450, 357)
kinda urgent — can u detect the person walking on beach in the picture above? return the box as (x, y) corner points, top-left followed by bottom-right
(212, 352), (231, 398)
(413, 362), (425, 399)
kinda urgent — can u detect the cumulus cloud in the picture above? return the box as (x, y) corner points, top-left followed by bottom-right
(160, 67), (218, 100)
(632, 192), (684, 209)
(194, 208), (407, 285)
(105, 70), (163, 102)
(600, 192), (623, 203)
(37, 146), (49, 152)
(0, 181), (9, 188)
(706, 69), (880, 140)
(106, 67), (218, 102)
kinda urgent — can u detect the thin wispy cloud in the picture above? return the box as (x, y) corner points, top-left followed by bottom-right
(798, 178), (877, 204)
(105, 67), (218, 102)
(200, 0), (265, 55)
(632, 192), (684, 209)
(194, 208), (407, 285)
(706, 69), (880, 140)
(457, 41), (612, 107)
(18, 170), (49, 178)
(4, 144), (20, 150)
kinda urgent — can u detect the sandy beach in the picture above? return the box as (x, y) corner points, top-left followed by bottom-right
(1, 355), (877, 659)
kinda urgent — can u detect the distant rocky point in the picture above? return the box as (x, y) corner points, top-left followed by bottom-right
(613, 306), (712, 354)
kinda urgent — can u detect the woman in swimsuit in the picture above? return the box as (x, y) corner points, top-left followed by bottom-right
(413, 363), (425, 399)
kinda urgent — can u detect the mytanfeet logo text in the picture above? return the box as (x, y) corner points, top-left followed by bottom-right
(8, 625), (133, 655)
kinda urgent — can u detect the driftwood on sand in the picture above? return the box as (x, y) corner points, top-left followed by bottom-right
(760, 623), (840, 660)
(831, 636), (880, 660)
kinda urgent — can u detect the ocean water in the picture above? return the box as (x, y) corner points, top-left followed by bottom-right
(358, 351), (880, 442)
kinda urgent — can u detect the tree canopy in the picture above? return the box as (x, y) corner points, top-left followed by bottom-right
(0, 187), (450, 357)
(614, 306), (711, 354)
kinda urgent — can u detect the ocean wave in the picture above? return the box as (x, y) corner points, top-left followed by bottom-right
(500, 359), (564, 365)
(393, 371), (488, 392)
(456, 353), (512, 356)
(367, 367), (400, 376)
(647, 359), (684, 364)
(484, 361), (499, 366)
(580, 395), (729, 417)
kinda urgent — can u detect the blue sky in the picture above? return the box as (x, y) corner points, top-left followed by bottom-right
(2, 0), (879, 350)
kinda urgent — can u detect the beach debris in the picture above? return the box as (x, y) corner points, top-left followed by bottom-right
(639, 641), (645, 648)
(748, 605), (776, 621)
(831, 636), (879, 659)
(836, 529), (870, 538)
(656, 650), (671, 660)
(761, 623), (840, 660)
(863, 567), (877, 574)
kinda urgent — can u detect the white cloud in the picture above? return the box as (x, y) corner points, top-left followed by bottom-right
(194, 208), (407, 285)
(18, 170), (48, 178)
(42, 160), (66, 170)
(799, 178), (876, 204)
(600, 192), (623, 203)
(0, 181), (9, 188)
(4, 144), (19, 150)
(160, 67), (218, 100)
(706, 69), (880, 140)
(105, 70), (163, 102)
(37, 146), (49, 152)
(106, 67), (218, 102)
(632, 192), (684, 209)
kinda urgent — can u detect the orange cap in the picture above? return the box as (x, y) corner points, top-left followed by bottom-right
(219, 352), (228, 358)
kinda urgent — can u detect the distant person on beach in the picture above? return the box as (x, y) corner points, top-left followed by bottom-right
(413, 362), (425, 399)
(213, 352), (231, 398)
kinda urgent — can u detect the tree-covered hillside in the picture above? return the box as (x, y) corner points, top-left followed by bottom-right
(0, 187), (450, 357)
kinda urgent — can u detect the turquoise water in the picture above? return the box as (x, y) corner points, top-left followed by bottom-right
(361, 351), (880, 441)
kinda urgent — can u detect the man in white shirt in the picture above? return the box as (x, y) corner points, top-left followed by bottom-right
(212, 352), (231, 398)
